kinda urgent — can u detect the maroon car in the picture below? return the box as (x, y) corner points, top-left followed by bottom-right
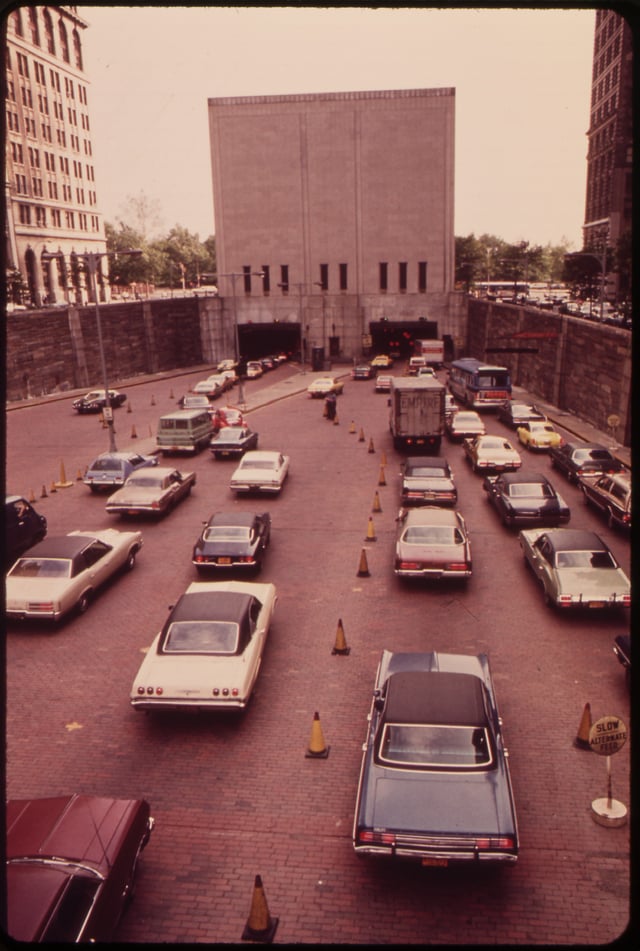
(6, 794), (154, 943)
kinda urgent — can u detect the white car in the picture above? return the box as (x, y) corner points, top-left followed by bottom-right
(230, 451), (290, 494)
(6, 529), (143, 621)
(463, 435), (522, 473)
(192, 379), (223, 399)
(246, 361), (264, 379)
(130, 580), (277, 711)
(205, 373), (232, 393)
(307, 376), (345, 398)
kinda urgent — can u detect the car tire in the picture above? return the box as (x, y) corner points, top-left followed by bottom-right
(76, 590), (92, 615)
(125, 549), (137, 571)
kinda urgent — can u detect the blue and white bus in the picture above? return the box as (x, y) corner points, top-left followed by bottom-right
(448, 358), (512, 409)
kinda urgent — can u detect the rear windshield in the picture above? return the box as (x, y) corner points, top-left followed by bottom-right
(379, 723), (493, 769)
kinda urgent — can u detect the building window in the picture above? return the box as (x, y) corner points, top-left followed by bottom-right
(279, 265), (289, 293)
(262, 265), (270, 293)
(18, 204), (31, 225)
(399, 262), (408, 293)
(339, 263), (348, 291)
(58, 20), (70, 63)
(73, 29), (83, 71)
(28, 7), (40, 46)
(243, 265), (252, 294)
(418, 261), (428, 293)
(319, 263), (328, 291)
(43, 10), (55, 54)
(379, 262), (388, 292)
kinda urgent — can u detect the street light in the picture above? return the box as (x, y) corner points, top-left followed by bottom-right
(314, 282), (327, 364)
(218, 271), (264, 406)
(43, 247), (142, 452)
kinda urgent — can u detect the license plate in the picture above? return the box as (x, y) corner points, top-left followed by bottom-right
(128, 509), (138, 515)
(422, 857), (448, 867)
(589, 601), (605, 609)
(217, 557), (232, 565)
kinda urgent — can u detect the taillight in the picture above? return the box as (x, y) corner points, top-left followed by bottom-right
(475, 836), (515, 850)
(138, 686), (163, 695)
(358, 830), (396, 846)
(151, 501), (160, 510)
(397, 561), (421, 570)
(444, 563), (470, 571)
(28, 601), (54, 612)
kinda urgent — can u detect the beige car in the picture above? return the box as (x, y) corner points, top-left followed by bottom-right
(580, 470), (631, 530)
(106, 467), (196, 516)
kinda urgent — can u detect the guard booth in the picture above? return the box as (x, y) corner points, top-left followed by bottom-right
(311, 346), (324, 371)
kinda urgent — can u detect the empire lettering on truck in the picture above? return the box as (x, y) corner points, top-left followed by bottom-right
(389, 377), (445, 452)
(414, 339), (444, 366)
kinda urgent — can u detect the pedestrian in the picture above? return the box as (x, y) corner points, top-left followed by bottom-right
(325, 391), (337, 420)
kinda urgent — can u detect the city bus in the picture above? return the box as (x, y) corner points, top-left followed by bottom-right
(473, 281), (529, 301)
(448, 358), (512, 409)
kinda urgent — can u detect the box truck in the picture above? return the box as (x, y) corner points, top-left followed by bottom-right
(389, 377), (446, 452)
(414, 339), (444, 366)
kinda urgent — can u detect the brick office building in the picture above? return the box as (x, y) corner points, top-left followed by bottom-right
(208, 88), (465, 363)
(5, 5), (108, 308)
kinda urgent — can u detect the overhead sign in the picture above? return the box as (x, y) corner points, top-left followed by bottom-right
(588, 716), (628, 756)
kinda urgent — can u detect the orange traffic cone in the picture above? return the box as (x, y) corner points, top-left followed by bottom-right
(151, 394), (156, 405)
(333, 413), (340, 425)
(365, 516), (377, 542)
(76, 468), (83, 481)
(378, 464), (387, 486)
(306, 711), (330, 758)
(381, 449), (388, 466)
(574, 702), (593, 750)
(357, 547), (371, 577)
(127, 401), (132, 413)
(131, 425), (138, 439)
(54, 460), (73, 488)
(29, 488), (36, 502)
(49, 481), (57, 493)
(40, 484), (48, 499)
(368, 437), (375, 453)
(372, 491), (382, 513)
(349, 420), (356, 434)
(332, 618), (350, 655)
(169, 388), (174, 399)
(241, 874), (279, 943)
(358, 427), (365, 442)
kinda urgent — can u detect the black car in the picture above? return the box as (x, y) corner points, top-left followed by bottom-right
(400, 456), (457, 506)
(352, 364), (375, 380)
(209, 425), (259, 459)
(613, 634), (630, 686)
(353, 650), (518, 865)
(549, 441), (626, 484)
(6, 794), (154, 943)
(72, 389), (127, 413)
(192, 511), (271, 572)
(497, 401), (546, 428)
(5, 495), (47, 566)
(482, 471), (570, 528)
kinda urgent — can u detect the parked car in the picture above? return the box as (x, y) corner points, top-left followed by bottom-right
(130, 580), (277, 711)
(6, 529), (143, 621)
(371, 354), (394, 368)
(177, 393), (215, 416)
(580, 470), (631, 531)
(83, 451), (158, 492)
(192, 511), (271, 573)
(374, 374), (394, 393)
(483, 472), (570, 528)
(246, 361), (264, 379)
(497, 401), (547, 428)
(217, 358), (238, 373)
(519, 528), (631, 610)
(260, 357), (276, 372)
(6, 794), (154, 943)
(516, 420), (564, 451)
(352, 364), (375, 380)
(444, 393), (457, 422)
(210, 425), (259, 459)
(394, 506), (472, 580)
(463, 435), (522, 473)
(230, 451), (290, 494)
(205, 372), (233, 393)
(400, 456), (457, 506)
(445, 410), (485, 441)
(192, 379), (224, 400)
(307, 376), (344, 398)
(416, 366), (436, 378)
(353, 649), (518, 864)
(549, 442), (626, 484)
(106, 467), (195, 517)
(212, 405), (245, 431)
(5, 495), (47, 566)
(72, 389), (127, 413)
(613, 634), (630, 686)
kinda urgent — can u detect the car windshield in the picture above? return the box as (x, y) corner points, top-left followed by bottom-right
(126, 476), (161, 487)
(402, 526), (464, 545)
(508, 483), (553, 498)
(555, 550), (617, 569)
(218, 428), (244, 438)
(379, 723), (493, 769)
(240, 459), (275, 470)
(407, 467), (447, 478)
(588, 450), (615, 462)
(10, 557), (71, 578)
(90, 458), (123, 471)
(203, 527), (251, 542)
(163, 620), (239, 654)
(456, 414), (479, 423)
(481, 437), (511, 449)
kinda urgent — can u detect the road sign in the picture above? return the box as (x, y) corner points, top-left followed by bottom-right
(588, 716), (628, 756)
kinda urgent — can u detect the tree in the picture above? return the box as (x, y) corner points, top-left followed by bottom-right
(117, 191), (163, 240)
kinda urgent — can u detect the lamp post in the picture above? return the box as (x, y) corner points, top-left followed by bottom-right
(43, 247), (142, 452)
(314, 282), (327, 364)
(218, 270), (264, 406)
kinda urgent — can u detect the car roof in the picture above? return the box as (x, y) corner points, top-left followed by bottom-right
(543, 529), (607, 552)
(207, 512), (257, 528)
(406, 456), (448, 468)
(167, 590), (255, 626)
(497, 471), (548, 484)
(384, 671), (488, 727)
(404, 508), (459, 526)
(89, 452), (143, 463)
(18, 535), (95, 558)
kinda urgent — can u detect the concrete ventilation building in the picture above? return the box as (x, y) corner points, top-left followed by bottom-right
(208, 88), (465, 363)
(5, 5), (107, 308)
(583, 8), (633, 299)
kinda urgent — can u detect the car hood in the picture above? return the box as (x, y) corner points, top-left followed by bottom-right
(107, 486), (161, 504)
(555, 567), (631, 597)
(366, 767), (515, 838)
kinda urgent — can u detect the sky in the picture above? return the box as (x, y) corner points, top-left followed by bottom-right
(81, 5), (596, 249)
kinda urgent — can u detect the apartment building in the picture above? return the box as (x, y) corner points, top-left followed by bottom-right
(5, 5), (107, 308)
(208, 88), (463, 361)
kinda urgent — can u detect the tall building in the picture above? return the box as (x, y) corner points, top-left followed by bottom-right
(208, 88), (463, 361)
(583, 8), (633, 298)
(5, 5), (107, 308)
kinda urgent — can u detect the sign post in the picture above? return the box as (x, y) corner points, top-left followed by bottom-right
(588, 715), (628, 827)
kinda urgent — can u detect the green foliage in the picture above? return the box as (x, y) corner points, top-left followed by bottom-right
(455, 234), (574, 287)
(105, 216), (216, 289)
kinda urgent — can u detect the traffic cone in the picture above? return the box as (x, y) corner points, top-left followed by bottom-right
(241, 874), (279, 943)
(368, 437), (375, 453)
(54, 460), (73, 488)
(306, 711), (330, 758)
(358, 427), (365, 442)
(333, 414), (340, 425)
(574, 702), (592, 750)
(151, 394), (156, 405)
(49, 481), (57, 493)
(41, 484), (48, 498)
(131, 425), (138, 439)
(349, 420), (356, 434)
(378, 464), (387, 486)
(76, 468), (83, 481)
(127, 401), (132, 413)
(332, 618), (351, 655)
(169, 388), (174, 399)
(381, 450), (388, 466)
(357, 547), (371, 577)
(365, 516), (377, 541)
(372, 491), (382, 513)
